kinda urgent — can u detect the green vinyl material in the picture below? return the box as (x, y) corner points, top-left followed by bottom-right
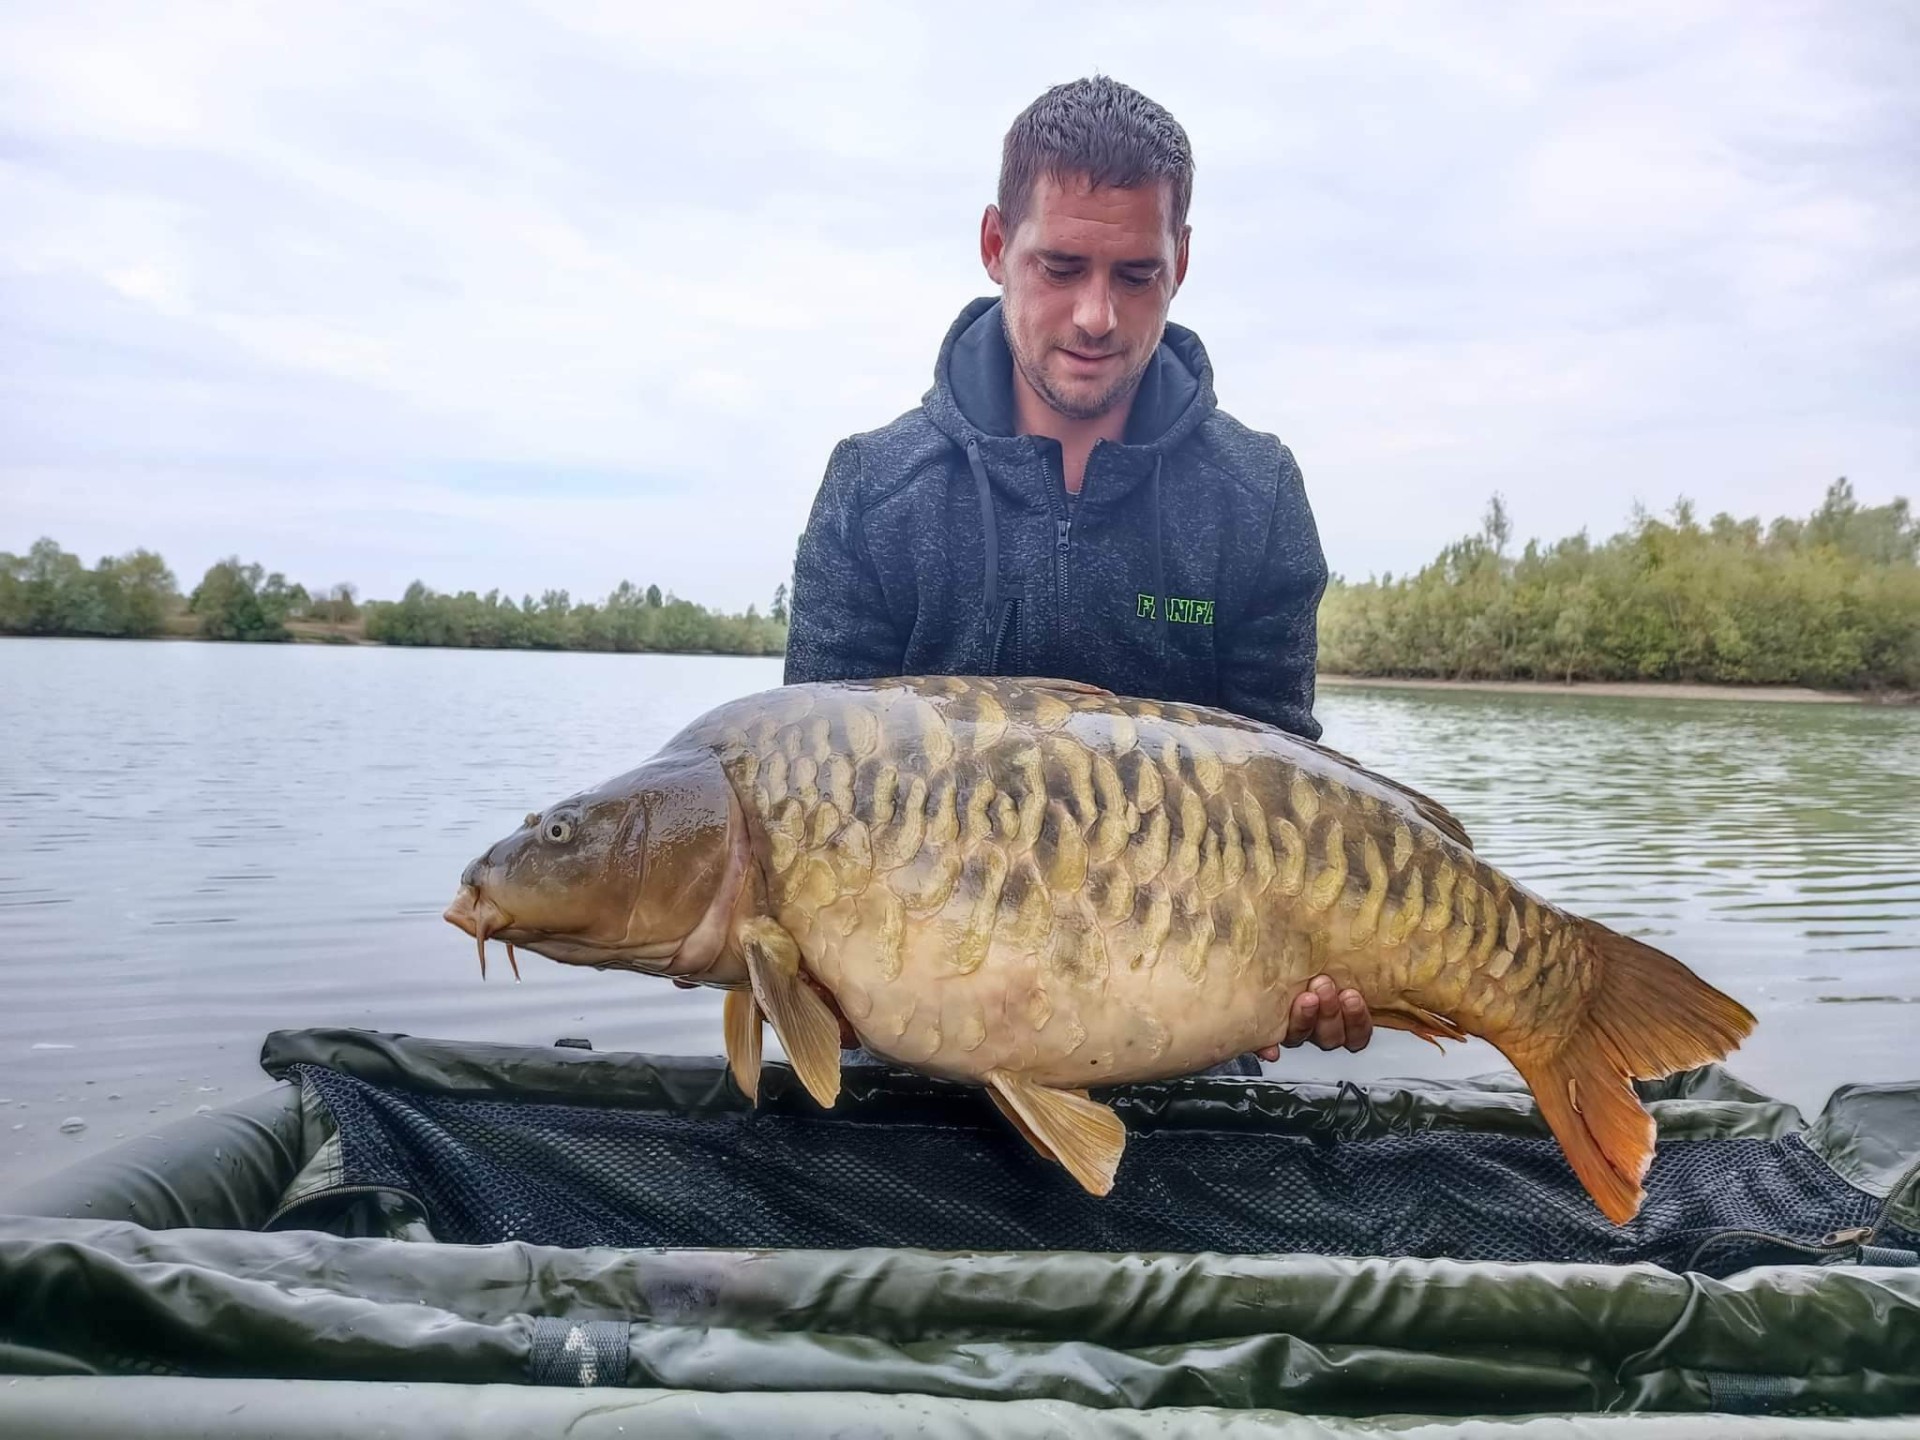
(0, 1027), (1913, 1429)
(2, 1378), (1918, 1439)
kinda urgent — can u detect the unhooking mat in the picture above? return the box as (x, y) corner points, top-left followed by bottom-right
(260, 1028), (1920, 1275)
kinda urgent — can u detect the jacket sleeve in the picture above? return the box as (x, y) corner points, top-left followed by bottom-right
(1216, 443), (1328, 740)
(782, 438), (906, 684)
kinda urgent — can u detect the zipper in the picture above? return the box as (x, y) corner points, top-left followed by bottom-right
(989, 598), (1021, 674)
(1045, 448), (1081, 657)
(1054, 513), (1072, 656)
(1683, 1223), (1877, 1274)
(1681, 1144), (1920, 1275)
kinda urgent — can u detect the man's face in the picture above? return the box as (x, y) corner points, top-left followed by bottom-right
(982, 173), (1190, 422)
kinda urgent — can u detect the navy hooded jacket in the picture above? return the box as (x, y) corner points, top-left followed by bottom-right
(783, 296), (1329, 740)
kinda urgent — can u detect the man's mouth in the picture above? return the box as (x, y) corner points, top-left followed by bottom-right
(1058, 347), (1122, 376)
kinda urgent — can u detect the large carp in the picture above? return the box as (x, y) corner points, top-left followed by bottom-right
(444, 675), (1754, 1223)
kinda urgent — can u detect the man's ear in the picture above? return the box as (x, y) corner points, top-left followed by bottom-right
(981, 204), (1009, 285)
(1173, 223), (1191, 294)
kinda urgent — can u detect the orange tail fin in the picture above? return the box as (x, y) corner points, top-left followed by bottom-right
(1499, 920), (1756, 1224)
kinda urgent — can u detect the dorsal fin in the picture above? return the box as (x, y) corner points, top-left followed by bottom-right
(1292, 737), (1476, 851)
(998, 676), (1115, 697)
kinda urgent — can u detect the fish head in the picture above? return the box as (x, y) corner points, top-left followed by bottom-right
(444, 750), (750, 984)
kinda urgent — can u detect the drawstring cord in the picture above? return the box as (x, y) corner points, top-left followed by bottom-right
(967, 438), (999, 625)
(1150, 453), (1168, 660)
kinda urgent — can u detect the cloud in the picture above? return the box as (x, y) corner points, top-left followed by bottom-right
(2, 0), (1914, 605)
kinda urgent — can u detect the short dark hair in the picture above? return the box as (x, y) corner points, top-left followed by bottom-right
(998, 76), (1194, 237)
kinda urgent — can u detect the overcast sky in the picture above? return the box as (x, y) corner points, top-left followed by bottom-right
(3, 0), (1915, 611)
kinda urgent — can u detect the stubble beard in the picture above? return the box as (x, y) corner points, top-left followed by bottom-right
(1002, 308), (1155, 423)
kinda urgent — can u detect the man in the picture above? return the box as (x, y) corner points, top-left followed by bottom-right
(785, 76), (1370, 1060)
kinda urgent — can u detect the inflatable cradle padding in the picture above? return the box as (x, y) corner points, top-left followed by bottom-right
(0, 1027), (1914, 1430)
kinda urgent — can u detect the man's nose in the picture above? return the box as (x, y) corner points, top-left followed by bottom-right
(1074, 278), (1115, 340)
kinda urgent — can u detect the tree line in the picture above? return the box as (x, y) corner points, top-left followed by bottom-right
(10, 478), (1915, 687)
(1318, 479), (1919, 690)
(0, 538), (788, 656)
(362, 579), (788, 655)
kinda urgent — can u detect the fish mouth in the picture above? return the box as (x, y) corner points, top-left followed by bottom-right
(445, 884), (683, 979)
(444, 884), (521, 981)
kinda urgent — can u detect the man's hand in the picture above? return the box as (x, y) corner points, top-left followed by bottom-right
(1254, 976), (1373, 1061)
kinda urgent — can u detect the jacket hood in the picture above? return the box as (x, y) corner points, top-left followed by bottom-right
(922, 296), (1218, 466)
(920, 297), (1219, 667)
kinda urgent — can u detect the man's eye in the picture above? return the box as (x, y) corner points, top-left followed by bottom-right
(1120, 270), (1155, 288)
(1042, 264), (1075, 281)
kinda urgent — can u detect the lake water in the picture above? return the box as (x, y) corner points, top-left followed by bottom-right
(3, 638), (1917, 1188)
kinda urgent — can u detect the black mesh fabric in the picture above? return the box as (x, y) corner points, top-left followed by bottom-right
(286, 1062), (1918, 1276)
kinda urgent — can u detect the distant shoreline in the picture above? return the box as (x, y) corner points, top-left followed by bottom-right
(1317, 674), (1917, 706)
(0, 630), (778, 659)
(7, 633), (1915, 702)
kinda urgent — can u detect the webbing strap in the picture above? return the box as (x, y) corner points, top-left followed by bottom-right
(528, 1317), (629, 1386)
(1859, 1244), (1919, 1267)
(1703, 1372), (1798, 1412)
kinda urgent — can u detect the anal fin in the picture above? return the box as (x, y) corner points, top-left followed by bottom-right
(987, 1069), (1126, 1196)
(1370, 1000), (1470, 1052)
(738, 915), (842, 1109)
(987, 1086), (1056, 1164)
(723, 987), (763, 1102)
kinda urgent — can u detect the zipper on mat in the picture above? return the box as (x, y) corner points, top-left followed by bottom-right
(1683, 1147), (1920, 1273)
(1684, 1224), (1877, 1273)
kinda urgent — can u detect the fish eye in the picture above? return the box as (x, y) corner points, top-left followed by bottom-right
(543, 817), (575, 844)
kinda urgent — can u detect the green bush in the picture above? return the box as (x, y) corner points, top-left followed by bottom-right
(1319, 481), (1919, 690)
(188, 559), (302, 642)
(0, 539), (179, 638)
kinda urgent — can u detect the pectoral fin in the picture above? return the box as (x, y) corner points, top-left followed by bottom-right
(737, 915), (842, 1109)
(986, 1069), (1126, 1196)
(723, 987), (763, 1102)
